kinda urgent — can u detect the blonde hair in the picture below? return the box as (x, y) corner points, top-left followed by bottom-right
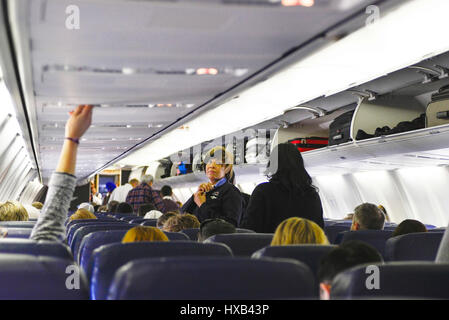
(31, 202), (43, 210)
(271, 217), (329, 246)
(0, 201), (29, 221)
(69, 208), (97, 221)
(122, 226), (169, 243)
(179, 214), (200, 229)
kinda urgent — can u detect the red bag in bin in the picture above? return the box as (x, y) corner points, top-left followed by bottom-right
(288, 137), (328, 152)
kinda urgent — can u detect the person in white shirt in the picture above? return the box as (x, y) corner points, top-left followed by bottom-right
(108, 178), (139, 204)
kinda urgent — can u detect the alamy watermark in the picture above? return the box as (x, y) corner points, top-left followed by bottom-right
(65, 5), (80, 30)
(366, 5), (380, 26)
(65, 264), (81, 290)
(365, 265), (380, 290)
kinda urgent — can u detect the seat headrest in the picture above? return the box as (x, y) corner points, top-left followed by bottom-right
(108, 257), (316, 300)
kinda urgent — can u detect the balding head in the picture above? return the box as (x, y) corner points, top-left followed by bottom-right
(351, 203), (385, 231)
(140, 175), (154, 185)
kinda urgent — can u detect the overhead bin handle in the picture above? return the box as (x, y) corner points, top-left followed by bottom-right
(283, 105), (328, 118)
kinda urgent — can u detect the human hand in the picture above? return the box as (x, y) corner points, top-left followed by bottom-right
(65, 105), (93, 139)
(198, 183), (213, 194)
(194, 190), (206, 207)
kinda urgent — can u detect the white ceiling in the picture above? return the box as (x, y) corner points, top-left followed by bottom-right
(10, 0), (377, 181)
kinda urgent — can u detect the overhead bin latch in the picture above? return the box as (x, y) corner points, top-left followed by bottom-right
(347, 89), (377, 102)
(283, 105), (328, 119)
(408, 65), (447, 83)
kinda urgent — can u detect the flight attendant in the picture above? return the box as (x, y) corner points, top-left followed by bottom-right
(181, 146), (242, 226)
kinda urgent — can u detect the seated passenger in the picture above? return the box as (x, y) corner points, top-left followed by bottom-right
(138, 203), (156, 217)
(240, 143), (324, 233)
(78, 202), (94, 213)
(122, 226), (169, 243)
(31, 202), (43, 210)
(107, 200), (119, 213)
(378, 204), (391, 222)
(69, 208), (97, 221)
(162, 213), (199, 232)
(197, 218), (236, 242)
(317, 240), (383, 300)
(0, 201), (29, 221)
(392, 219), (427, 237)
(29, 105), (93, 241)
(351, 203), (385, 231)
(144, 210), (163, 219)
(179, 213), (200, 229)
(156, 211), (177, 228)
(271, 217), (329, 246)
(343, 213), (354, 221)
(181, 146), (242, 226)
(160, 185), (180, 212)
(116, 202), (133, 214)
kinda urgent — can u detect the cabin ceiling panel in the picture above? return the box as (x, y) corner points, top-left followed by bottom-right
(12, 0), (377, 180)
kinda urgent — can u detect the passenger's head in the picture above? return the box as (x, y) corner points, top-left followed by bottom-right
(156, 211), (177, 228)
(351, 203), (385, 231)
(122, 226), (169, 243)
(266, 143), (314, 195)
(69, 208), (97, 221)
(318, 240), (383, 300)
(203, 146), (234, 184)
(138, 203), (156, 217)
(98, 205), (107, 213)
(107, 200), (119, 213)
(31, 202), (43, 210)
(78, 202), (94, 213)
(179, 214), (200, 229)
(129, 178), (139, 188)
(0, 201), (29, 221)
(105, 182), (116, 193)
(392, 219), (427, 237)
(160, 185), (173, 197)
(378, 205), (390, 222)
(140, 175), (154, 186)
(271, 217), (329, 246)
(144, 210), (163, 219)
(162, 214), (198, 232)
(198, 218), (236, 242)
(116, 202), (133, 214)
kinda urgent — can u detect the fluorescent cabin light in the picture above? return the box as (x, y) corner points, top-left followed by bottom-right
(119, 0), (449, 166)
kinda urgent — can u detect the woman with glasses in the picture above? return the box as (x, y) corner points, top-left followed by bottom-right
(181, 146), (242, 226)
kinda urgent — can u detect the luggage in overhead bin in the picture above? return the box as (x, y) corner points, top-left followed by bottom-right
(288, 137), (328, 152)
(426, 85), (449, 128)
(328, 110), (355, 146)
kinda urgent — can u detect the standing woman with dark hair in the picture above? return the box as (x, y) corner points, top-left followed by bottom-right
(181, 146), (242, 226)
(240, 143), (324, 233)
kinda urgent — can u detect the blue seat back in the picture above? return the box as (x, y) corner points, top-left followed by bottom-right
(324, 224), (351, 244)
(71, 224), (135, 259)
(79, 230), (129, 280)
(0, 221), (36, 228)
(91, 241), (232, 300)
(0, 254), (89, 299)
(0, 239), (73, 260)
(67, 220), (123, 244)
(181, 228), (199, 241)
(236, 228), (256, 233)
(120, 216), (138, 222)
(204, 233), (273, 257)
(340, 230), (393, 258)
(385, 232), (445, 261)
(129, 218), (146, 224)
(107, 257), (316, 300)
(163, 231), (190, 241)
(331, 262), (449, 299)
(252, 244), (337, 281)
(4, 228), (32, 239)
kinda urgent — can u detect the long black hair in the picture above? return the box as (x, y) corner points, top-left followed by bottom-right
(266, 143), (315, 195)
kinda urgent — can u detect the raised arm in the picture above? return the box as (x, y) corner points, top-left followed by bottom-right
(30, 105), (93, 242)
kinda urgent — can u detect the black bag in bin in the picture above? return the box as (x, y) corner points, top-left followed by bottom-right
(328, 110), (355, 146)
